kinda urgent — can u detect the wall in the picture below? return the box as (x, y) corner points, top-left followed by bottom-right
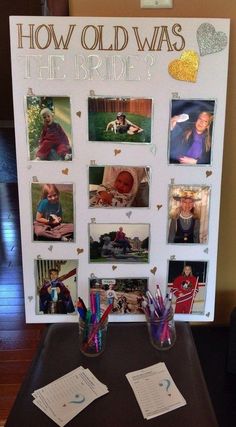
(67, 0), (236, 325)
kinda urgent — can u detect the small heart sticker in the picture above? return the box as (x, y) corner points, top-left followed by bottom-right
(170, 255), (176, 260)
(204, 248), (209, 254)
(48, 245), (53, 252)
(150, 266), (157, 275)
(156, 204), (162, 210)
(62, 168), (69, 175)
(206, 171), (212, 178)
(32, 176), (38, 182)
(27, 88), (34, 96)
(126, 211), (132, 218)
(114, 149), (121, 156)
(76, 111), (81, 117)
(205, 312), (210, 317)
(112, 265), (117, 270)
(27, 165), (32, 170)
(28, 296), (33, 302)
(77, 248), (84, 255)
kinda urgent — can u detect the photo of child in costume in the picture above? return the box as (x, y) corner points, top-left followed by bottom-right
(168, 260), (207, 315)
(168, 185), (210, 244)
(89, 166), (150, 208)
(26, 96), (72, 161)
(168, 99), (215, 165)
(32, 183), (74, 241)
(36, 259), (77, 315)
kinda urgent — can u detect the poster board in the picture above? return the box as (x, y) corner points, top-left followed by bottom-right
(9, 16), (230, 323)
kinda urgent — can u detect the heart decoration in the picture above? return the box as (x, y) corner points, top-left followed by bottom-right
(77, 248), (84, 255)
(90, 90), (95, 96)
(197, 23), (228, 56)
(114, 149), (121, 156)
(32, 176), (38, 182)
(168, 50), (199, 83)
(28, 296), (33, 302)
(204, 248), (208, 254)
(170, 255), (176, 260)
(126, 211), (132, 219)
(27, 88), (34, 96)
(206, 171), (212, 178)
(76, 111), (81, 117)
(37, 254), (41, 260)
(156, 204), (162, 211)
(150, 266), (157, 275)
(112, 265), (117, 271)
(62, 168), (69, 175)
(150, 144), (157, 156)
(27, 165), (32, 170)
(91, 218), (96, 223)
(205, 312), (210, 317)
(48, 245), (53, 252)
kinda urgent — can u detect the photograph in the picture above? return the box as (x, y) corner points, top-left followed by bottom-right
(89, 277), (148, 315)
(89, 165), (150, 208)
(26, 96), (72, 161)
(168, 185), (210, 244)
(35, 259), (78, 315)
(89, 223), (150, 263)
(88, 96), (152, 143)
(31, 183), (74, 242)
(168, 99), (215, 165)
(167, 260), (208, 315)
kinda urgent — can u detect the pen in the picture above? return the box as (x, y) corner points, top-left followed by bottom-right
(85, 304), (112, 348)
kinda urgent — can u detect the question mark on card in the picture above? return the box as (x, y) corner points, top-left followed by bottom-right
(159, 379), (171, 396)
(145, 54), (155, 80)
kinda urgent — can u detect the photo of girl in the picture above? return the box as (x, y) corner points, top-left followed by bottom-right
(88, 96), (152, 143)
(168, 185), (210, 244)
(89, 166), (150, 208)
(26, 96), (72, 161)
(168, 99), (215, 165)
(35, 259), (77, 315)
(168, 260), (208, 315)
(32, 183), (74, 241)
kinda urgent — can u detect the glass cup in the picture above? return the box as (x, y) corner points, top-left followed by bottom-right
(146, 308), (176, 351)
(79, 317), (108, 357)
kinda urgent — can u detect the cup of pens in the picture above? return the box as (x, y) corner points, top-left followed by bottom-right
(77, 296), (112, 357)
(143, 287), (176, 351)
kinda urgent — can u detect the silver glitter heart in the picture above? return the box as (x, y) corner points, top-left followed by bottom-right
(197, 23), (228, 56)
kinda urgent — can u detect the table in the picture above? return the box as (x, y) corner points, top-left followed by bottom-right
(5, 322), (218, 427)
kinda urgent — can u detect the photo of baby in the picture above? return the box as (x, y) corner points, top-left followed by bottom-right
(88, 96), (152, 143)
(26, 96), (72, 161)
(89, 166), (150, 208)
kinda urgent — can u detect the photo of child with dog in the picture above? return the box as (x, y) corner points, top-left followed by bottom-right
(88, 96), (152, 143)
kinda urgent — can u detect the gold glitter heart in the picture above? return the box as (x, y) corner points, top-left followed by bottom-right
(150, 266), (157, 275)
(114, 149), (121, 156)
(77, 248), (84, 255)
(62, 168), (69, 175)
(76, 111), (81, 117)
(206, 170), (212, 178)
(112, 265), (117, 270)
(168, 50), (199, 83)
(156, 204), (162, 210)
(197, 23), (228, 56)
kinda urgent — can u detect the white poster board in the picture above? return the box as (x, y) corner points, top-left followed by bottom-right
(9, 16), (230, 323)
